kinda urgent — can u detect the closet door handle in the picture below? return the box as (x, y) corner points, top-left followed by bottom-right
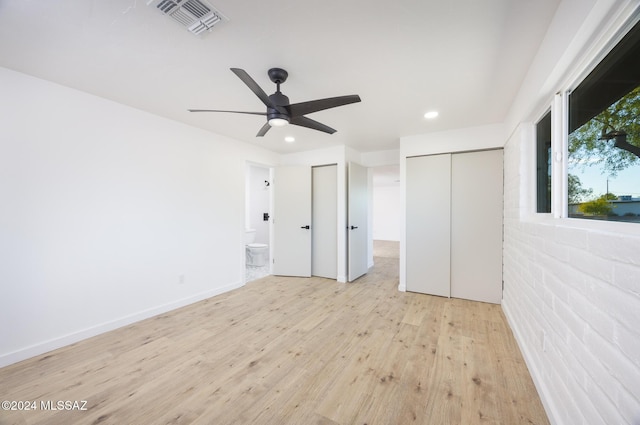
(301, 225), (310, 229)
(350, 225), (358, 230)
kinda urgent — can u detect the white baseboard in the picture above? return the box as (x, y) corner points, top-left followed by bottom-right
(501, 298), (561, 425)
(0, 280), (244, 368)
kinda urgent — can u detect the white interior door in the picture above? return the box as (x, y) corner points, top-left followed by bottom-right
(348, 162), (368, 282)
(273, 166), (311, 277)
(312, 165), (337, 279)
(450, 149), (503, 304)
(406, 154), (451, 297)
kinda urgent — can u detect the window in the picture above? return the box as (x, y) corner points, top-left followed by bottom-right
(567, 19), (640, 222)
(536, 111), (552, 213)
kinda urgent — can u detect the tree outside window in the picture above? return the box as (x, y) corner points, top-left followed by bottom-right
(568, 20), (640, 222)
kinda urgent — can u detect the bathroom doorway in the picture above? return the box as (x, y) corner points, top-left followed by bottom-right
(372, 164), (400, 258)
(245, 163), (273, 283)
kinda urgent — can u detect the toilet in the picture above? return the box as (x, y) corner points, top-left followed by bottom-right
(245, 229), (269, 267)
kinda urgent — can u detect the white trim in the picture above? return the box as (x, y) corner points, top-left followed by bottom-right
(559, 91), (569, 219)
(564, 3), (640, 93)
(523, 209), (640, 238)
(560, 215), (640, 236)
(0, 280), (243, 368)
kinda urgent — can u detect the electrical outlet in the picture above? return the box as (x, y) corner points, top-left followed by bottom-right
(178, 274), (185, 285)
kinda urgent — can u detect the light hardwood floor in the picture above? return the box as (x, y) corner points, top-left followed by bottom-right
(0, 248), (549, 425)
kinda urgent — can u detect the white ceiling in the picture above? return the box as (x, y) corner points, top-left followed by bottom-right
(0, 0), (560, 154)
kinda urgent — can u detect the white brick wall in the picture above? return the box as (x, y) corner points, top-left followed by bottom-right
(502, 125), (640, 425)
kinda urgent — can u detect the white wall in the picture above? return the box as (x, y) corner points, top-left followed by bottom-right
(360, 149), (399, 168)
(503, 125), (640, 425)
(372, 185), (400, 241)
(500, 1), (640, 424)
(0, 67), (278, 367)
(401, 124), (505, 157)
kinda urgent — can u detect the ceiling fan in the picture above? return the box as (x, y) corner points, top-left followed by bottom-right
(188, 68), (361, 137)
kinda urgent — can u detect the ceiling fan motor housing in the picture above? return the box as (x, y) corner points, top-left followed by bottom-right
(268, 91), (290, 123)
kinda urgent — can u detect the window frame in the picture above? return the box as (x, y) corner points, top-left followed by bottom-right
(559, 12), (640, 224)
(535, 109), (552, 214)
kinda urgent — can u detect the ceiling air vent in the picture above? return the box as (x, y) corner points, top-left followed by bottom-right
(147, 0), (227, 36)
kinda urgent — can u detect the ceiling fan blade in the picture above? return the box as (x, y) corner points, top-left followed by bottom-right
(230, 68), (272, 106)
(230, 68), (287, 114)
(256, 122), (271, 137)
(288, 95), (361, 117)
(290, 116), (336, 134)
(188, 109), (266, 116)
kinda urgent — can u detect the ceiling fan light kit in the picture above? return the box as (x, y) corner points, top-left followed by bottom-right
(268, 118), (289, 127)
(188, 67), (361, 137)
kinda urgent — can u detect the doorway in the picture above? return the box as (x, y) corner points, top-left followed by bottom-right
(245, 163), (272, 283)
(372, 164), (401, 258)
(271, 164), (339, 279)
(260, 162), (370, 282)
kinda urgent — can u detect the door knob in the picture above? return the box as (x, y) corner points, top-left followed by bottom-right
(350, 225), (358, 230)
(301, 225), (310, 229)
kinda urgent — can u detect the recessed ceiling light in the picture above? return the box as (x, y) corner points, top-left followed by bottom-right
(284, 136), (295, 143)
(424, 111), (439, 119)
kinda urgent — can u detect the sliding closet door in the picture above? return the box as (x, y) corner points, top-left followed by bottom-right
(450, 149), (503, 304)
(406, 154), (451, 297)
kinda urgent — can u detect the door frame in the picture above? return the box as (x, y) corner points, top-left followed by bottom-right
(244, 161), (274, 282)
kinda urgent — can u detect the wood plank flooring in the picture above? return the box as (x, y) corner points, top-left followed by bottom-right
(0, 248), (549, 425)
